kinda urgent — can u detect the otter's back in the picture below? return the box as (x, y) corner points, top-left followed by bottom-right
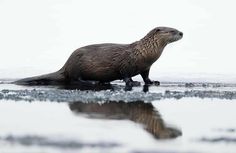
(63, 43), (132, 82)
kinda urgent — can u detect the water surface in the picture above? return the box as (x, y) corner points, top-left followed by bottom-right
(0, 81), (236, 153)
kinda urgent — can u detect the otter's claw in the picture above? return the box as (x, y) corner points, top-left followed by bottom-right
(152, 81), (160, 86)
(145, 80), (160, 86)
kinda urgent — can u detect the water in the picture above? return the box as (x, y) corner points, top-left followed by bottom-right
(0, 81), (236, 153)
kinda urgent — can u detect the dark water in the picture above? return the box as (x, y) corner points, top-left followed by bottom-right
(0, 81), (236, 153)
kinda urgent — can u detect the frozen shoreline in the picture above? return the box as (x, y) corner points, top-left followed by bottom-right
(1, 81), (236, 102)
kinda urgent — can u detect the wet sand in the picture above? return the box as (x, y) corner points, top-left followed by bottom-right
(0, 80), (236, 153)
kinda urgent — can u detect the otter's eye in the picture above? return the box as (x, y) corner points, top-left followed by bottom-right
(156, 29), (161, 32)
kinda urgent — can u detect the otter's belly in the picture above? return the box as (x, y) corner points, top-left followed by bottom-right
(80, 67), (120, 82)
(69, 62), (120, 82)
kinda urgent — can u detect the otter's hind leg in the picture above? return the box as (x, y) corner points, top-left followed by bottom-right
(124, 78), (141, 87)
(141, 69), (160, 86)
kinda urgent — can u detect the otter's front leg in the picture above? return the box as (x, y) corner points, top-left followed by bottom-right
(141, 69), (160, 86)
(123, 78), (141, 87)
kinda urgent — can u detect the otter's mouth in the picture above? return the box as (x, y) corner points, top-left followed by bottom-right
(170, 31), (183, 43)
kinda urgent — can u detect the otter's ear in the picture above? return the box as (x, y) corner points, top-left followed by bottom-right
(156, 28), (161, 32)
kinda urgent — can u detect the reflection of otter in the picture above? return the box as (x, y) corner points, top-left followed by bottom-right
(69, 101), (182, 139)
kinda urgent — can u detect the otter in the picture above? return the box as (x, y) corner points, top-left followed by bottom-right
(15, 27), (183, 86)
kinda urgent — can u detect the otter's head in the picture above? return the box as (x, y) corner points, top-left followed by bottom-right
(146, 27), (183, 45)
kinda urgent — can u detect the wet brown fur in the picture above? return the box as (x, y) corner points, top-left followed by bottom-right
(15, 27), (183, 85)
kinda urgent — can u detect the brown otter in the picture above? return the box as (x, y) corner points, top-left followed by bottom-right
(15, 27), (183, 86)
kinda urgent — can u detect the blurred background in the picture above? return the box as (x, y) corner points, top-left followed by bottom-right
(0, 0), (235, 82)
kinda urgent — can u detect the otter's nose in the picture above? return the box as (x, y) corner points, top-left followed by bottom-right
(179, 32), (183, 37)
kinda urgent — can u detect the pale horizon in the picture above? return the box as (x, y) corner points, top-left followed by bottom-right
(1, 0), (236, 82)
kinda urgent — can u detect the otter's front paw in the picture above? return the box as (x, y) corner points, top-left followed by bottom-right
(145, 79), (160, 86)
(152, 81), (160, 86)
(158, 127), (182, 139)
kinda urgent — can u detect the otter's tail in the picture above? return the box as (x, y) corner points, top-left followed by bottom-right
(14, 70), (66, 85)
